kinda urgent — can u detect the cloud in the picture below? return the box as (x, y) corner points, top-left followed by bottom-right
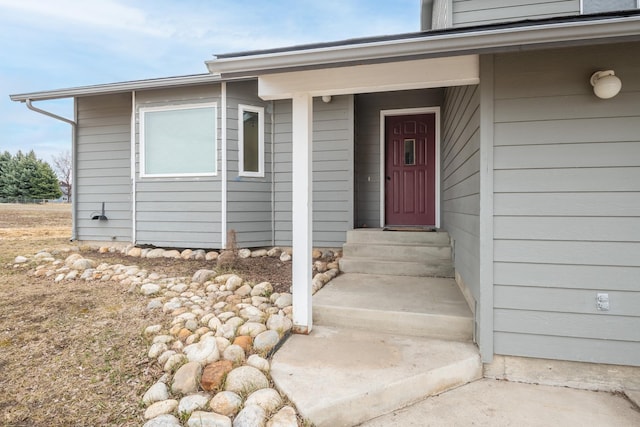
(1, 0), (420, 161)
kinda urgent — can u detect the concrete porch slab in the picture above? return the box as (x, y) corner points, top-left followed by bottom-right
(360, 379), (640, 426)
(313, 273), (473, 340)
(271, 325), (481, 427)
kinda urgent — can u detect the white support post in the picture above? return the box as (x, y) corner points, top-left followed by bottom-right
(291, 93), (313, 334)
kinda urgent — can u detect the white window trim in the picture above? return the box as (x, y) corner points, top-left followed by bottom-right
(238, 104), (265, 178)
(139, 102), (218, 178)
(580, 0), (640, 13)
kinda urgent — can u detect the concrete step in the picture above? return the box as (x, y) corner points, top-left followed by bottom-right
(313, 273), (473, 341)
(271, 325), (482, 427)
(343, 242), (451, 262)
(339, 257), (454, 277)
(346, 228), (451, 245)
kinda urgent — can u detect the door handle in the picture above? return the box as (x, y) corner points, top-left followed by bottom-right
(386, 176), (391, 181)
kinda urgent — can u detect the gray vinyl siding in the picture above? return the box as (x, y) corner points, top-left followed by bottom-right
(273, 96), (354, 247)
(492, 42), (640, 366)
(225, 80), (273, 247)
(441, 85), (481, 303)
(452, 0), (579, 27)
(75, 93), (132, 242)
(354, 89), (443, 228)
(134, 85), (222, 248)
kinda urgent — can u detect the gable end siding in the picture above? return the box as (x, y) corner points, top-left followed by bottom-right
(75, 93), (132, 242)
(452, 0), (579, 27)
(492, 42), (640, 366)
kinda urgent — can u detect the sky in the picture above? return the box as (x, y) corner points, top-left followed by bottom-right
(0, 0), (419, 164)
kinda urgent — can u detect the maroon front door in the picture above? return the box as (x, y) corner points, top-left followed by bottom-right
(385, 113), (436, 226)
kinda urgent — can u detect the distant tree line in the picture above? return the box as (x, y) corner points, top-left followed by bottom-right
(0, 150), (62, 201)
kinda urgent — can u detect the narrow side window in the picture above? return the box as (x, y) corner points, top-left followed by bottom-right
(238, 104), (264, 177)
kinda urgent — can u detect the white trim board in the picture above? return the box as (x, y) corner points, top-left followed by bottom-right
(379, 107), (441, 229)
(259, 56), (478, 100)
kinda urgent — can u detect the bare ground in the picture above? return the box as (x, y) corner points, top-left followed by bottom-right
(0, 203), (291, 426)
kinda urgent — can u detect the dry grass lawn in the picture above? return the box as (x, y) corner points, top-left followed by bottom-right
(0, 203), (293, 427)
(0, 204), (165, 426)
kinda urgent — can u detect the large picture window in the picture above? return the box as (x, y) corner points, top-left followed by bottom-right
(238, 104), (264, 177)
(140, 103), (217, 177)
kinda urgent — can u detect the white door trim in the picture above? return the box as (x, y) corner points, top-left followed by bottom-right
(379, 107), (441, 228)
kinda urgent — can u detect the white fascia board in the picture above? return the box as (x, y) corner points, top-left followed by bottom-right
(10, 74), (238, 102)
(206, 16), (640, 76)
(258, 55), (479, 100)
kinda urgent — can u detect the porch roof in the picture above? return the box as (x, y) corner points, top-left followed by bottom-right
(206, 11), (640, 77)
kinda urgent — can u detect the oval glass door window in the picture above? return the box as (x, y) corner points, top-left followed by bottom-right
(404, 139), (416, 165)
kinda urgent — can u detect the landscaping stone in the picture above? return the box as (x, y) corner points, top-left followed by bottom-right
(172, 362), (202, 394)
(148, 342), (168, 359)
(144, 399), (178, 419)
(165, 353), (187, 373)
(205, 251), (219, 261)
(141, 283), (161, 296)
(274, 293), (292, 309)
(222, 344), (245, 363)
(187, 411), (231, 427)
(266, 406), (298, 427)
(209, 391), (242, 417)
(14, 255), (28, 263)
(246, 354), (270, 372)
(233, 335), (252, 353)
(178, 393), (210, 417)
(251, 282), (273, 297)
(143, 382), (170, 406)
(23, 244), (344, 425)
(238, 249), (251, 259)
(266, 314), (292, 334)
(224, 366), (269, 394)
(146, 249), (166, 259)
(245, 388), (282, 413)
(143, 414), (182, 427)
(184, 336), (219, 364)
(253, 330), (280, 354)
(279, 252), (291, 262)
(237, 322), (266, 337)
(193, 269), (217, 284)
(233, 404), (267, 427)
(225, 275), (243, 292)
(200, 360), (233, 392)
(251, 249), (268, 257)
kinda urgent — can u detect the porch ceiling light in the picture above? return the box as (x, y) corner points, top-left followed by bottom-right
(590, 70), (622, 99)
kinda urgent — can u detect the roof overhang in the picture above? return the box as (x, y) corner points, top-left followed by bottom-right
(206, 14), (640, 77)
(9, 74), (248, 102)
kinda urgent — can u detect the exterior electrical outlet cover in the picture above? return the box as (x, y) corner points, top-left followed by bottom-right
(596, 293), (610, 311)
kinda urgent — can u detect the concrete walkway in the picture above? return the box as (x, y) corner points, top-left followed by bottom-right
(360, 379), (640, 426)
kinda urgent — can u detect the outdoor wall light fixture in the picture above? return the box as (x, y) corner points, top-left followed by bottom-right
(321, 95), (332, 103)
(590, 70), (622, 99)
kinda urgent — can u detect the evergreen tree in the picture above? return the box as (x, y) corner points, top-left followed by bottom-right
(0, 151), (62, 201)
(32, 158), (62, 199)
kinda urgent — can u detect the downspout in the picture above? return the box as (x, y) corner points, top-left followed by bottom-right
(25, 99), (78, 241)
(130, 91), (137, 245)
(221, 82), (228, 248)
(270, 100), (276, 246)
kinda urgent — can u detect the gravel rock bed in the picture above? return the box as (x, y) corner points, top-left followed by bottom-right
(15, 245), (341, 426)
